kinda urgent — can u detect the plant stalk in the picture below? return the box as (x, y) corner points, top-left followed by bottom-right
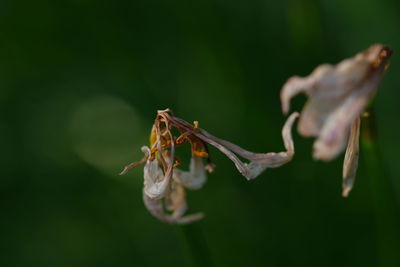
(176, 223), (214, 267)
(361, 110), (400, 267)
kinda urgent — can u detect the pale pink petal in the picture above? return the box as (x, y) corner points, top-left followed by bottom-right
(313, 56), (385, 160)
(281, 64), (333, 117)
(281, 44), (391, 161)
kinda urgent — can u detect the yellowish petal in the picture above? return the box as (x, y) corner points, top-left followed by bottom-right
(342, 117), (361, 197)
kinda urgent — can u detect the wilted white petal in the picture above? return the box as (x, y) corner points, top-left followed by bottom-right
(173, 156), (207, 190)
(175, 213), (204, 224)
(143, 191), (204, 225)
(143, 156), (171, 199)
(342, 117), (361, 197)
(165, 182), (187, 218)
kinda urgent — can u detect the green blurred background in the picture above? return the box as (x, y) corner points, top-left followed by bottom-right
(1, 0), (400, 266)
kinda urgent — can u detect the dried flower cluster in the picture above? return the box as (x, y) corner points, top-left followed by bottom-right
(121, 44), (392, 224)
(120, 109), (298, 224)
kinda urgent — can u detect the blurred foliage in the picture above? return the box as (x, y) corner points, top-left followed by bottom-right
(1, 0), (400, 266)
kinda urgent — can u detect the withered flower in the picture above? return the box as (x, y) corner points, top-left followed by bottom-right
(120, 109), (298, 224)
(280, 44), (392, 196)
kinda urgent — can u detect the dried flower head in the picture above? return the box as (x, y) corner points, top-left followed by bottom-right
(121, 109), (298, 224)
(280, 44), (392, 196)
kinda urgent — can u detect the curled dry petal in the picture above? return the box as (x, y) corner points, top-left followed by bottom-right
(165, 182), (187, 218)
(280, 44), (392, 161)
(141, 146), (171, 199)
(169, 112), (299, 180)
(342, 117), (361, 197)
(143, 190), (204, 225)
(143, 157), (171, 199)
(173, 156), (207, 190)
(214, 112), (299, 180)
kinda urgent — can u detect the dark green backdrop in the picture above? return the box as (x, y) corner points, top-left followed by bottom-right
(1, 0), (400, 266)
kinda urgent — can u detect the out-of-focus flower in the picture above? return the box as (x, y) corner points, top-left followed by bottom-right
(280, 44), (392, 196)
(120, 109), (298, 224)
